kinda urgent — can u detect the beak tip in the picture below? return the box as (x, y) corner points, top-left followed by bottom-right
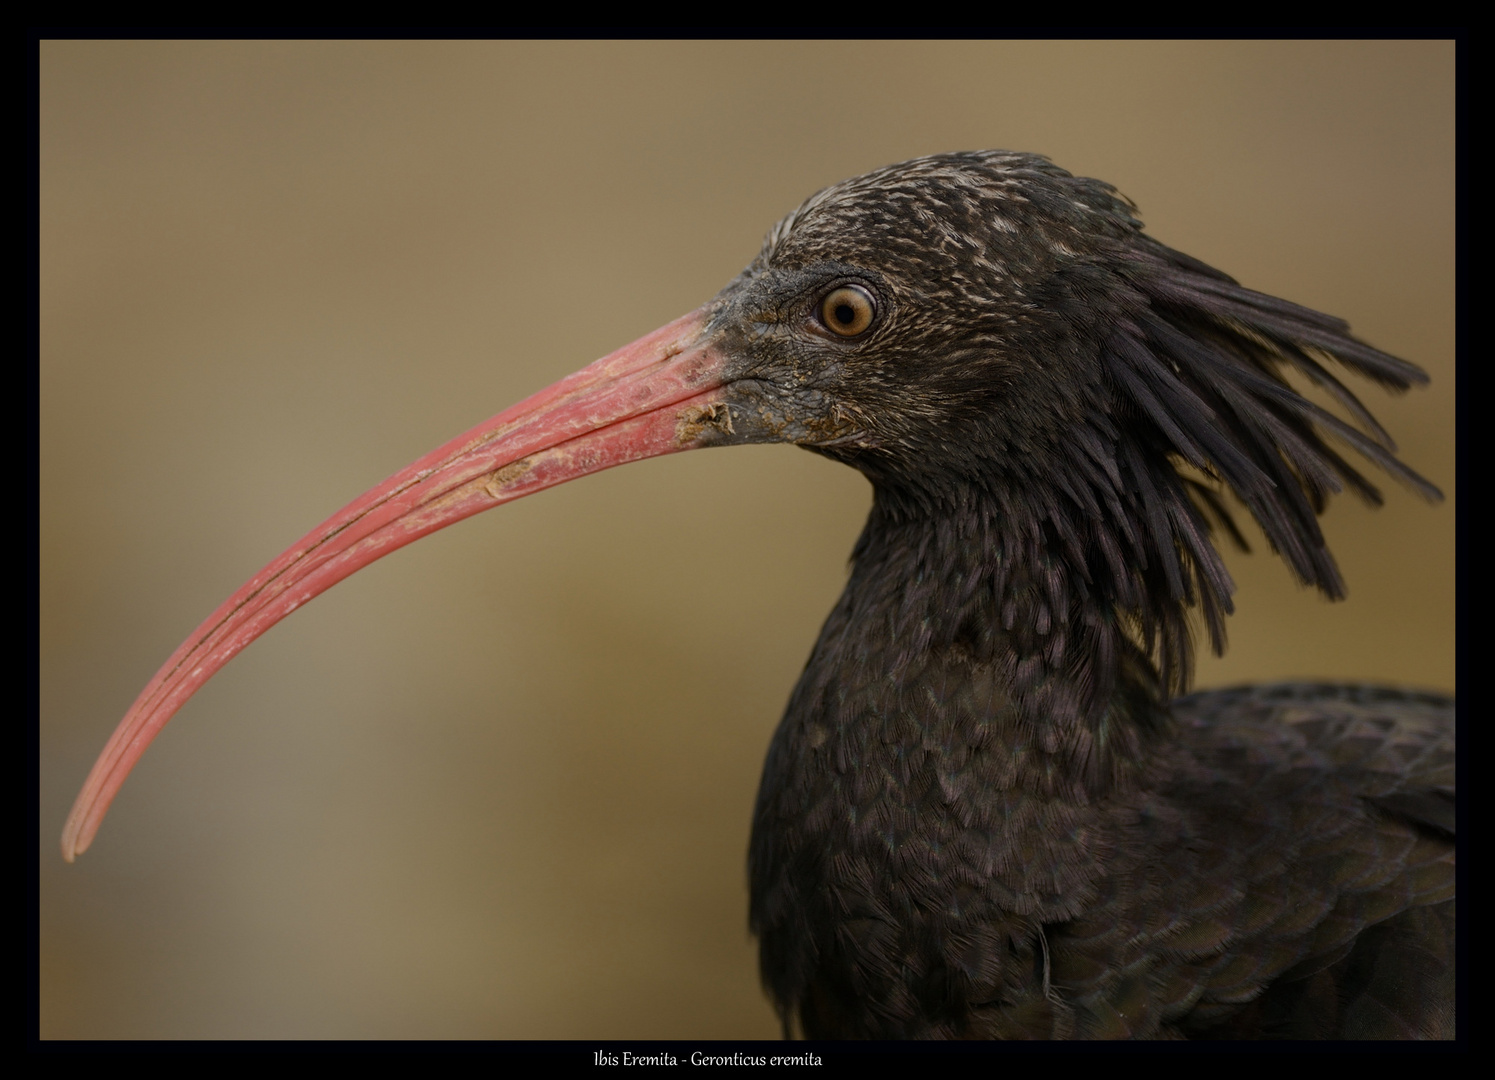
(61, 803), (95, 862)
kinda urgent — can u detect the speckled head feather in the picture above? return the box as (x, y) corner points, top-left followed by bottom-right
(724, 151), (1439, 701)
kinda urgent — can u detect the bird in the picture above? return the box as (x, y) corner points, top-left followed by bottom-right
(62, 151), (1453, 1040)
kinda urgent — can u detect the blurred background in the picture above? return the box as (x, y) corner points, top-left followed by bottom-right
(40, 41), (1453, 1039)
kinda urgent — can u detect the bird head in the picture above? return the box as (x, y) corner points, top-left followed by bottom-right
(62, 151), (1437, 860)
(696, 152), (1139, 490)
(707, 153), (1437, 672)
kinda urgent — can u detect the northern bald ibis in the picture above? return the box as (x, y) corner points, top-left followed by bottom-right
(64, 151), (1454, 1039)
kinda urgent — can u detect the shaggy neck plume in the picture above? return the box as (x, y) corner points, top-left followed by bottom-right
(796, 482), (1178, 803)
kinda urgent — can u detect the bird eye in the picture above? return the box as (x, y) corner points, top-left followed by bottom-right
(819, 285), (876, 338)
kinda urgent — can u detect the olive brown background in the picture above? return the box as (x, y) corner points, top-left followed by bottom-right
(40, 41), (1454, 1038)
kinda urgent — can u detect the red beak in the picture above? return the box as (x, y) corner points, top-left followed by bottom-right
(63, 307), (733, 861)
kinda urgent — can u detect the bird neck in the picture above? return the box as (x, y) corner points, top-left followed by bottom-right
(796, 488), (1176, 799)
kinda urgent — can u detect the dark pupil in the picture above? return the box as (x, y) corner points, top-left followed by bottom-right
(835, 302), (856, 326)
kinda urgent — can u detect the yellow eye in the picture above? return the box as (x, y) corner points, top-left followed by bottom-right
(820, 285), (876, 337)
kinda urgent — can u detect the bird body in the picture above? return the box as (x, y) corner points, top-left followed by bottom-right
(732, 155), (1454, 1038)
(63, 151), (1453, 1039)
(755, 652), (1453, 1037)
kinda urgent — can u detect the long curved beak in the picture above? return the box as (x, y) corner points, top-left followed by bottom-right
(63, 306), (735, 861)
